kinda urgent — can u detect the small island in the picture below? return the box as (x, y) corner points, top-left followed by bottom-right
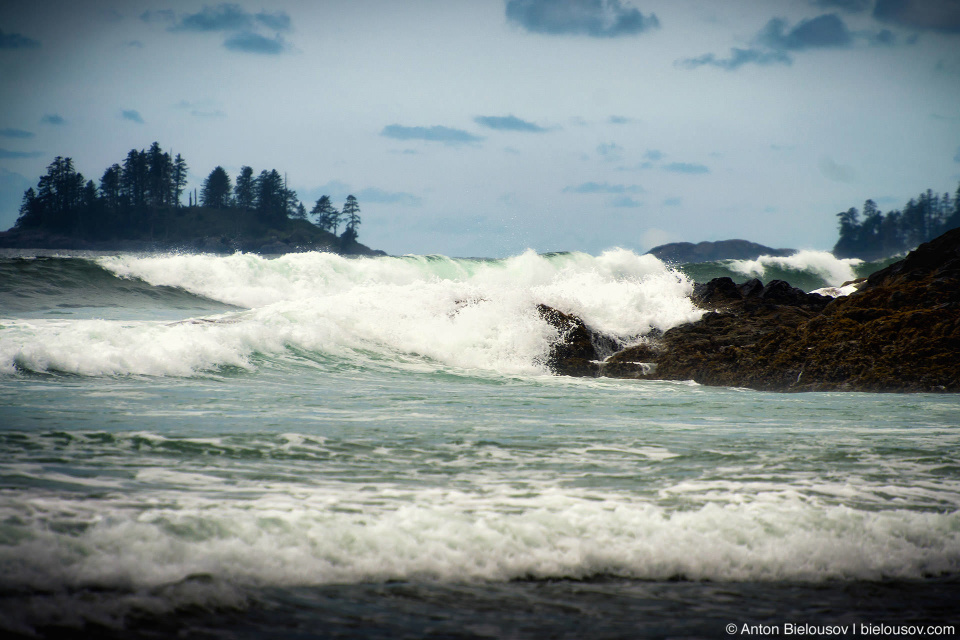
(0, 142), (385, 256)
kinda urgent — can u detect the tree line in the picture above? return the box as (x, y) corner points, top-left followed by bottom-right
(833, 183), (960, 260)
(14, 141), (362, 243)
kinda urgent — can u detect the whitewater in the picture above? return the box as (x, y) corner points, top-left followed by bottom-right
(1, 248), (957, 638)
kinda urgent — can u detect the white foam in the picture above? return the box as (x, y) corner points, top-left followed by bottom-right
(0, 488), (955, 593)
(2, 250), (703, 377)
(811, 283), (861, 298)
(727, 251), (863, 288)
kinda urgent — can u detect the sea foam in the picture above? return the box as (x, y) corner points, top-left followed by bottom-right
(727, 250), (862, 288)
(2, 250), (702, 377)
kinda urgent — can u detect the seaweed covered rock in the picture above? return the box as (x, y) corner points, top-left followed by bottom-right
(539, 227), (960, 391)
(649, 279), (831, 387)
(648, 228), (960, 392)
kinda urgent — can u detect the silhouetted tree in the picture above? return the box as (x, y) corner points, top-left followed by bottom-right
(311, 195), (339, 233)
(121, 149), (148, 211)
(341, 195), (361, 240)
(284, 185), (300, 219)
(172, 154), (188, 207)
(833, 182), (960, 259)
(234, 166), (255, 210)
(31, 156), (86, 233)
(201, 166), (232, 209)
(255, 169), (285, 224)
(15, 187), (40, 228)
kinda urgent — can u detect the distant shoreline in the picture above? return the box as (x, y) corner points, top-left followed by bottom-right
(0, 227), (387, 257)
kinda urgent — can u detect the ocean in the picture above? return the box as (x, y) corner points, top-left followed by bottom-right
(1, 249), (957, 639)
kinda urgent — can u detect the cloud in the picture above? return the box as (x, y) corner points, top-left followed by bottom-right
(811, 0), (871, 12)
(356, 187), (422, 206)
(663, 197), (682, 206)
(166, 4), (294, 53)
(224, 31), (288, 54)
(381, 124), (483, 145)
(597, 142), (625, 161)
(40, 114), (65, 125)
(679, 47), (793, 70)
(873, 0), (960, 33)
(171, 4), (253, 32)
(474, 115), (549, 132)
(866, 28), (899, 45)
(0, 128), (34, 139)
(818, 156), (857, 182)
(175, 100), (226, 118)
(680, 13), (889, 70)
(644, 149), (664, 161)
(255, 10), (292, 32)
(663, 162), (709, 174)
(505, 0), (659, 38)
(0, 29), (41, 50)
(954, 146), (960, 163)
(126, 40), (145, 48)
(611, 196), (643, 207)
(757, 14), (854, 50)
(0, 148), (45, 159)
(608, 115), (632, 124)
(121, 109), (144, 123)
(564, 182), (644, 194)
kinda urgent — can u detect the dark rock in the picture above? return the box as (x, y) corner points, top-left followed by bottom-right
(259, 241), (291, 255)
(536, 304), (618, 377)
(691, 277), (742, 307)
(610, 227), (960, 392)
(600, 342), (661, 378)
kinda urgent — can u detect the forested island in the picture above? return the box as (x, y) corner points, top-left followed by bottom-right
(0, 142), (385, 256)
(833, 183), (960, 261)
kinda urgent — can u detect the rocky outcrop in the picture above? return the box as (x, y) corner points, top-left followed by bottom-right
(546, 228), (960, 392)
(646, 239), (795, 263)
(536, 304), (618, 377)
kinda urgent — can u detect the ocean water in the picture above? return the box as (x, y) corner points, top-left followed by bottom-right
(1, 249), (958, 639)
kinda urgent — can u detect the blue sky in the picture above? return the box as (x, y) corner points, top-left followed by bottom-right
(1, 0), (959, 257)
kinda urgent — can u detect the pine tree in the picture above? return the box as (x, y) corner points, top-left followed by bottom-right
(234, 166), (255, 210)
(255, 169), (285, 224)
(121, 149), (148, 210)
(341, 195), (361, 242)
(15, 187), (40, 228)
(310, 195), (339, 233)
(832, 207), (860, 258)
(201, 166), (233, 209)
(172, 154), (189, 208)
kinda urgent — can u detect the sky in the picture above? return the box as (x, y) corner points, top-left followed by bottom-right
(1, 0), (959, 257)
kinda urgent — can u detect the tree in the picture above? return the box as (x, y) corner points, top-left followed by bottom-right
(255, 169), (285, 224)
(146, 142), (172, 207)
(33, 156), (85, 233)
(341, 194), (361, 241)
(234, 166), (255, 210)
(311, 195), (339, 233)
(99, 164), (123, 211)
(201, 166), (232, 209)
(121, 149), (148, 210)
(172, 153), (188, 207)
(15, 187), (40, 228)
(294, 201), (308, 220)
(285, 185), (300, 219)
(832, 206), (860, 258)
